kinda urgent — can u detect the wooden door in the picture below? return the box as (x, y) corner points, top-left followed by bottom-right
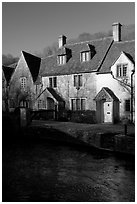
(103, 102), (113, 123)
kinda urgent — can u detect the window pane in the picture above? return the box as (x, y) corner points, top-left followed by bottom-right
(81, 99), (86, 110)
(81, 52), (86, 62)
(74, 75), (77, 87)
(125, 99), (130, 112)
(60, 56), (63, 64)
(49, 78), (52, 87)
(58, 55), (66, 65)
(86, 52), (90, 61)
(63, 55), (66, 64)
(71, 99), (76, 111)
(117, 65), (121, 77)
(58, 56), (60, 64)
(53, 77), (57, 87)
(83, 53), (86, 61)
(38, 100), (43, 109)
(123, 64), (127, 77)
(78, 75), (82, 87)
(81, 52), (90, 62)
(21, 77), (26, 90)
(76, 99), (80, 110)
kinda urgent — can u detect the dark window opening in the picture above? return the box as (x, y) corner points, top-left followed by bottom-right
(71, 98), (86, 111)
(49, 77), (57, 88)
(74, 75), (82, 88)
(125, 99), (130, 112)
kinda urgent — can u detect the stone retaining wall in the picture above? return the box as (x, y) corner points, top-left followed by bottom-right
(65, 128), (134, 155)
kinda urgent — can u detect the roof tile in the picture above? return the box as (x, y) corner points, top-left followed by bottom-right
(40, 37), (113, 76)
(98, 40), (135, 73)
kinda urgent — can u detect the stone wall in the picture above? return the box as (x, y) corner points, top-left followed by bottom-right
(42, 72), (97, 111)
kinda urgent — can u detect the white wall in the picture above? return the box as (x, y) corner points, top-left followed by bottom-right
(97, 53), (134, 120)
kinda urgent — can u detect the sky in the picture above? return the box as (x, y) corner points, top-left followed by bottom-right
(2, 2), (135, 57)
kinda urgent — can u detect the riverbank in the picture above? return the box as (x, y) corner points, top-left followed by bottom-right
(2, 116), (135, 155)
(29, 120), (135, 155)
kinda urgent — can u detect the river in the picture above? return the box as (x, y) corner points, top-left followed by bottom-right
(2, 140), (135, 202)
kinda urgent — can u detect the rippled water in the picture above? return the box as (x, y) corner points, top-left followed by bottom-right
(3, 141), (135, 202)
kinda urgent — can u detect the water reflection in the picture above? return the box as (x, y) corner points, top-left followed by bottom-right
(3, 142), (135, 202)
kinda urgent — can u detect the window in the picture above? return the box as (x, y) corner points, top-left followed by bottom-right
(116, 64), (128, 77)
(53, 77), (57, 88)
(76, 99), (80, 110)
(20, 100), (29, 108)
(49, 78), (53, 87)
(71, 98), (86, 111)
(58, 55), (66, 65)
(49, 77), (57, 88)
(123, 64), (127, 77)
(81, 99), (86, 110)
(125, 99), (130, 112)
(74, 75), (82, 88)
(38, 100), (45, 109)
(71, 99), (76, 111)
(80, 51), (91, 62)
(20, 77), (27, 90)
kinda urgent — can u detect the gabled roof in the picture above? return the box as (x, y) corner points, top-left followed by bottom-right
(98, 40), (135, 73)
(47, 87), (64, 102)
(22, 51), (41, 82)
(8, 62), (18, 69)
(2, 65), (15, 84)
(123, 51), (135, 65)
(94, 87), (119, 101)
(40, 37), (113, 76)
(80, 43), (92, 52)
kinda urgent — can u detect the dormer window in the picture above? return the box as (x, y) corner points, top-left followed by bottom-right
(116, 64), (128, 77)
(58, 55), (66, 65)
(80, 51), (91, 62)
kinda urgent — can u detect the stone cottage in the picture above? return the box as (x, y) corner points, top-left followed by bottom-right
(2, 22), (135, 123)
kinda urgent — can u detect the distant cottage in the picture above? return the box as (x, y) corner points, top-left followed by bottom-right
(2, 22), (135, 123)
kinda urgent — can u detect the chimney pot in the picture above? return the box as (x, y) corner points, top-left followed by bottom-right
(59, 35), (67, 48)
(112, 22), (122, 42)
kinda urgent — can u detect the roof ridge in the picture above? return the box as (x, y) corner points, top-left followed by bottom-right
(22, 50), (41, 59)
(66, 36), (113, 46)
(41, 36), (113, 60)
(41, 54), (55, 60)
(114, 39), (135, 44)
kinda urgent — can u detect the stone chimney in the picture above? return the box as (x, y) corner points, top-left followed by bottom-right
(112, 22), (122, 42)
(58, 35), (67, 48)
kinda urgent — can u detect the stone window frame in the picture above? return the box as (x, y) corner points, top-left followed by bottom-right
(116, 63), (128, 78)
(20, 77), (27, 90)
(57, 54), (66, 65)
(80, 51), (91, 62)
(38, 99), (45, 109)
(70, 98), (86, 111)
(73, 74), (83, 88)
(49, 76), (57, 88)
(125, 99), (130, 112)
